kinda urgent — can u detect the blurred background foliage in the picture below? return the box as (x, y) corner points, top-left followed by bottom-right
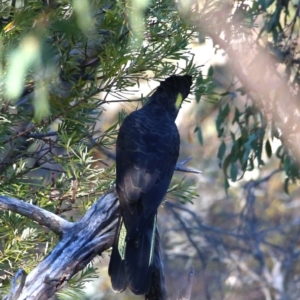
(1, 0), (300, 299)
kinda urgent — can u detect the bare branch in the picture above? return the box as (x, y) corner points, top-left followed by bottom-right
(3, 193), (118, 300)
(2, 193), (169, 300)
(176, 157), (202, 174)
(0, 196), (72, 236)
(88, 141), (202, 175)
(177, 268), (194, 300)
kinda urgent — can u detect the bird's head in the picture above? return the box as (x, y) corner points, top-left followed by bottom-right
(147, 75), (193, 117)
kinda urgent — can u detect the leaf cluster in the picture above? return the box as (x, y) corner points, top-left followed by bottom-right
(0, 0), (201, 296)
(192, 1), (300, 192)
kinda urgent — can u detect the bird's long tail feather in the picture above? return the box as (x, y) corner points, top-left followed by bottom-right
(109, 215), (157, 295)
(108, 217), (127, 292)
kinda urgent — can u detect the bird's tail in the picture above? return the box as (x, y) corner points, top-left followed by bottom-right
(108, 217), (127, 292)
(125, 215), (157, 294)
(109, 215), (157, 295)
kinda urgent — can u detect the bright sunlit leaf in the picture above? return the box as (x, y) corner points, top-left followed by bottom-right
(5, 36), (41, 101)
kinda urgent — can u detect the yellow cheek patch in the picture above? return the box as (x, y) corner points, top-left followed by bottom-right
(175, 93), (183, 109)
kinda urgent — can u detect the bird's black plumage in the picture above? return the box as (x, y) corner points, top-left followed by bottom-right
(108, 75), (192, 295)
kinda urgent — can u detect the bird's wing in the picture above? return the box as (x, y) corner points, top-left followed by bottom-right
(116, 111), (179, 231)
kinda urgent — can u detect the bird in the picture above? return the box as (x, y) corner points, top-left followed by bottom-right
(108, 74), (193, 295)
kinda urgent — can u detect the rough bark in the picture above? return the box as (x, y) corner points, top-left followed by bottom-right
(0, 192), (171, 300)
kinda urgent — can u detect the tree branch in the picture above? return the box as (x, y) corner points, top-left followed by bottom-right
(2, 193), (118, 300)
(1, 192), (169, 300)
(206, 30), (300, 164)
(177, 268), (194, 300)
(175, 157), (202, 174)
(90, 141), (202, 175)
(0, 196), (72, 236)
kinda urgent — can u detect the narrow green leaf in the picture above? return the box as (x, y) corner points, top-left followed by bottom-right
(33, 84), (50, 122)
(222, 154), (232, 176)
(216, 117), (224, 138)
(265, 139), (272, 158)
(230, 163), (238, 182)
(197, 126), (203, 145)
(208, 65), (214, 77)
(223, 103), (230, 119)
(231, 139), (241, 160)
(232, 107), (240, 125)
(276, 145), (284, 159)
(230, 131), (236, 142)
(217, 141), (226, 161)
(224, 177), (230, 194)
(219, 91), (231, 96)
(247, 158), (254, 171)
(284, 177), (289, 194)
(195, 74), (203, 102)
(289, 163), (299, 178)
(196, 73), (203, 85)
(284, 155), (291, 172)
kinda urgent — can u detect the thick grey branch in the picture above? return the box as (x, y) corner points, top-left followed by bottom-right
(2, 192), (168, 300)
(0, 196), (72, 235)
(2, 192), (170, 300)
(3, 193), (118, 300)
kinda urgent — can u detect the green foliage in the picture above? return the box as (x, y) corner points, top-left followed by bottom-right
(56, 265), (98, 300)
(0, 0), (200, 296)
(214, 93), (300, 191)
(194, 71), (216, 103)
(193, 0), (300, 193)
(2, 0), (300, 298)
(167, 177), (199, 205)
(216, 101), (266, 182)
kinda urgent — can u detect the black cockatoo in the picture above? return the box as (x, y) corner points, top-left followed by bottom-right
(109, 74), (193, 295)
